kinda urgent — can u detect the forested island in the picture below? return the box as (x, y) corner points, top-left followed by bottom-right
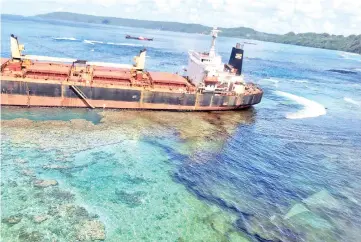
(6, 12), (361, 54)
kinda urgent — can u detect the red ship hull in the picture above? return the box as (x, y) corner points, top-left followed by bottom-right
(1, 94), (255, 111)
(0, 79), (262, 111)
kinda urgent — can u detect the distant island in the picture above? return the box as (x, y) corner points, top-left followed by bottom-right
(9, 12), (361, 54)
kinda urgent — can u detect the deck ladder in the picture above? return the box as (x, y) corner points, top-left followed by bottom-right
(70, 85), (95, 109)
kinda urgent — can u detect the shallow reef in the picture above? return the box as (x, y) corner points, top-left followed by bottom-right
(1, 110), (255, 241)
(1, 109), (361, 241)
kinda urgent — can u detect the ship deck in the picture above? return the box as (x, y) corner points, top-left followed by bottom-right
(0, 58), (197, 94)
(1, 58), (263, 111)
(1, 58), (263, 97)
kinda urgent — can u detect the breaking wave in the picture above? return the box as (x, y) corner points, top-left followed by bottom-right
(275, 91), (326, 119)
(263, 78), (279, 83)
(293, 79), (309, 83)
(53, 37), (78, 41)
(83, 40), (143, 47)
(263, 78), (310, 84)
(83, 40), (104, 45)
(339, 52), (361, 62)
(106, 42), (143, 47)
(344, 97), (361, 107)
(54, 38), (143, 48)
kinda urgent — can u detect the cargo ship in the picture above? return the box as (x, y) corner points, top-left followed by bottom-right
(125, 35), (153, 41)
(1, 28), (263, 111)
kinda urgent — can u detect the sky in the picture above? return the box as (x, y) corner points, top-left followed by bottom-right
(2, 0), (361, 36)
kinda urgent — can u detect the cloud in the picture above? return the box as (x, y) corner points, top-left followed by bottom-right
(294, 0), (323, 19)
(324, 21), (335, 33)
(207, 0), (223, 9)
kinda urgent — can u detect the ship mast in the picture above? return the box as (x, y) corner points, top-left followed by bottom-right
(209, 27), (220, 58)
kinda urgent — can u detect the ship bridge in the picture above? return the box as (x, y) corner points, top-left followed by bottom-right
(186, 27), (246, 94)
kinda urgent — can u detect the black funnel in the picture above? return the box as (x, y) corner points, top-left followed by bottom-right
(228, 43), (244, 75)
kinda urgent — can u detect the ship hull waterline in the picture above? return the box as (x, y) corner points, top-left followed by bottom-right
(1, 94), (256, 111)
(0, 80), (262, 111)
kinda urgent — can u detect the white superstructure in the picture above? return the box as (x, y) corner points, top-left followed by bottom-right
(186, 27), (246, 94)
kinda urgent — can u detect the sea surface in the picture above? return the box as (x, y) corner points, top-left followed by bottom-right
(1, 15), (361, 242)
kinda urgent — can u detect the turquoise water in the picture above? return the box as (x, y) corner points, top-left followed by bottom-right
(1, 106), (102, 123)
(1, 111), (253, 241)
(1, 15), (361, 241)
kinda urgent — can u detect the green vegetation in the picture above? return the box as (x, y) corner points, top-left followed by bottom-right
(31, 12), (358, 54)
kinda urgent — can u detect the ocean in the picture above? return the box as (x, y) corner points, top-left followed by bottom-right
(1, 15), (361, 241)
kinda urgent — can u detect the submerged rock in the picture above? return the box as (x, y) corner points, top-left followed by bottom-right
(77, 220), (106, 241)
(303, 190), (341, 210)
(290, 210), (334, 230)
(228, 231), (251, 242)
(19, 194), (28, 201)
(49, 188), (75, 202)
(66, 205), (90, 219)
(14, 158), (27, 164)
(43, 164), (69, 170)
(33, 179), (58, 188)
(33, 214), (50, 223)
(22, 169), (35, 177)
(18, 230), (44, 242)
(47, 205), (60, 216)
(206, 212), (233, 235)
(284, 203), (310, 220)
(9, 180), (18, 187)
(2, 214), (22, 224)
(243, 216), (292, 242)
(114, 189), (146, 207)
(55, 204), (92, 222)
(282, 202), (334, 240)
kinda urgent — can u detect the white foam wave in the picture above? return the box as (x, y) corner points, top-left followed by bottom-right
(263, 78), (279, 83)
(344, 97), (361, 106)
(84, 40), (104, 45)
(54, 37), (77, 41)
(341, 52), (360, 57)
(106, 42), (143, 47)
(275, 91), (326, 119)
(339, 52), (361, 62)
(293, 79), (309, 83)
